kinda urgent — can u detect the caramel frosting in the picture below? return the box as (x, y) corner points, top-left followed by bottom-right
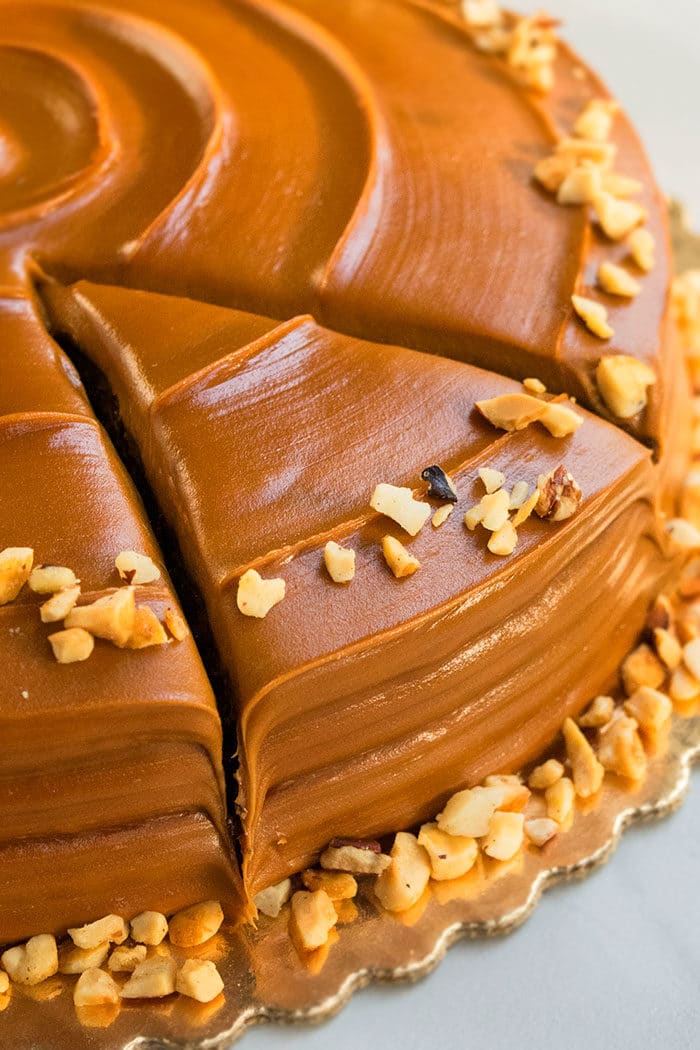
(42, 280), (683, 897)
(0, 294), (239, 942)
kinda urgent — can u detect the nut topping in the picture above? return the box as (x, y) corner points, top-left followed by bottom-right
(476, 392), (548, 431)
(130, 911), (168, 946)
(58, 941), (110, 975)
(431, 504), (454, 528)
(374, 832), (431, 913)
(461, 0), (502, 27)
(545, 775), (575, 824)
(437, 785), (506, 838)
(1, 934), (57, 986)
(28, 565), (78, 594)
(176, 959), (224, 1003)
(487, 520), (518, 556)
(417, 822), (478, 881)
(164, 606), (189, 641)
(236, 569), (285, 618)
(598, 261), (641, 298)
(65, 587), (136, 647)
(665, 518), (700, 550)
(382, 535), (420, 578)
(324, 540), (356, 583)
(524, 817), (558, 847)
(301, 870), (357, 900)
(596, 354), (656, 418)
(254, 878), (292, 918)
(557, 164), (602, 205)
(523, 377), (547, 394)
(527, 759), (564, 791)
(115, 551), (160, 585)
(535, 466), (582, 522)
(478, 466), (506, 494)
(573, 99), (618, 142)
(370, 483), (431, 536)
(48, 627), (95, 664)
(627, 228), (655, 272)
(571, 294), (613, 339)
(483, 811), (525, 861)
(596, 713), (647, 781)
(121, 956), (176, 999)
(577, 695), (615, 729)
(107, 944), (147, 973)
(68, 915), (127, 950)
(168, 901), (223, 947)
(594, 191), (647, 241)
(40, 583), (81, 624)
(0, 547), (34, 605)
(562, 717), (604, 798)
(320, 840), (391, 875)
(624, 687), (672, 735)
(73, 968), (120, 1007)
(621, 643), (666, 695)
(125, 606), (168, 649)
(290, 890), (337, 951)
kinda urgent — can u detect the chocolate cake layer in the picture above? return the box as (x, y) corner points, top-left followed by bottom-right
(42, 280), (682, 899)
(0, 296), (238, 941)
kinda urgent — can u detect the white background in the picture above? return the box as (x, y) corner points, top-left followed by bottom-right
(246, 3), (700, 1046)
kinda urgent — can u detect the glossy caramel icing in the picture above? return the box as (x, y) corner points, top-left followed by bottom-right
(0, 0), (692, 930)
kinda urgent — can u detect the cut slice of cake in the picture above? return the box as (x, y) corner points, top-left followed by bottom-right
(41, 279), (682, 903)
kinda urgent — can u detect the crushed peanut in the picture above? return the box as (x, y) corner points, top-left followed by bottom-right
(115, 551), (160, 585)
(578, 695), (615, 728)
(483, 773), (530, 811)
(126, 606), (168, 649)
(370, 483), (431, 536)
(540, 401), (584, 438)
(545, 776), (575, 824)
(68, 915), (127, 951)
(417, 823), (478, 881)
(562, 717), (604, 798)
(602, 173), (643, 198)
(535, 466), (582, 522)
(596, 712), (647, 780)
(534, 153), (576, 193)
(523, 377), (546, 394)
(382, 535), (420, 578)
(571, 295), (613, 339)
(107, 944), (147, 973)
(374, 832), (431, 913)
(594, 191), (647, 241)
(621, 643), (666, 695)
(176, 959), (224, 1003)
(652, 627), (682, 670)
(624, 687), (672, 735)
(670, 664), (700, 702)
(431, 505), (454, 528)
(65, 587), (136, 647)
(556, 137), (616, 169)
(48, 627), (94, 664)
(512, 488), (539, 527)
(557, 164), (602, 205)
(320, 839), (391, 876)
(627, 228), (655, 272)
(28, 565), (77, 594)
(121, 955), (176, 999)
(665, 518), (700, 550)
(598, 261), (641, 298)
(324, 541), (356, 583)
(290, 890), (337, 951)
(40, 583), (80, 624)
(301, 870), (357, 901)
(130, 911), (168, 946)
(461, 0), (502, 28)
(168, 901), (223, 947)
(254, 879), (292, 919)
(58, 941), (110, 975)
(596, 355), (656, 418)
(437, 785), (506, 838)
(479, 489), (511, 532)
(479, 467), (506, 494)
(483, 811), (524, 861)
(1, 934), (57, 986)
(0, 547), (34, 605)
(236, 569), (285, 618)
(683, 637), (700, 680)
(524, 817), (558, 847)
(487, 520), (518, 556)
(573, 99), (618, 142)
(0, 971), (8, 995)
(73, 967), (120, 1007)
(164, 606), (189, 641)
(476, 392), (547, 431)
(509, 481), (531, 510)
(527, 758), (564, 791)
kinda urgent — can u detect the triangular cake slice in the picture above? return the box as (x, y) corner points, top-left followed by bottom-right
(42, 280), (680, 902)
(0, 295), (239, 941)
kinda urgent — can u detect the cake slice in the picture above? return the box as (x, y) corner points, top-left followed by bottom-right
(0, 295), (239, 942)
(41, 279), (681, 901)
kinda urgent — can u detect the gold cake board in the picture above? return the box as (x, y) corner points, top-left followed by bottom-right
(4, 206), (700, 1049)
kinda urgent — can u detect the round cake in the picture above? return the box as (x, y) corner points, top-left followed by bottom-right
(0, 0), (696, 1030)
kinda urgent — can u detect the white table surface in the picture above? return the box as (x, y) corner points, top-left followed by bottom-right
(245, 3), (700, 1047)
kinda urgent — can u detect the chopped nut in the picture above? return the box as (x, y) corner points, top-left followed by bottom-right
(68, 915), (127, 950)
(483, 773), (530, 811)
(461, 0), (502, 27)
(645, 594), (673, 634)
(126, 606), (168, 649)
(540, 401), (584, 438)
(476, 392), (547, 432)
(480, 489), (511, 531)
(556, 137), (616, 168)
(1, 934), (57, 986)
(417, 823), (478, 881)
(571, 295), (613, 339)
(602, 173), (643, 198)
(598, 261), (641, 298)
(107, 944), (147, 973)
(236, 569), (285, 618)
(0, 971), (8, 994)
(320, 840), (391, 875)
(464, 503), (485, 531)
(545, 776), (575, 824)
(562, 717), (604, 797)
(507, 15), (557, 87)
(48, 627), (94, 664)
(535, 466), (582, 522)
(130, 911), (168, 946)
(115, 551), (160, 585)
(65, 587), (136, 647)
(665, 518), (700, 550)
(382, 535), (420, 578)
(472, 25), (511, 54)
(28, 565), (78, 594)
(621, 643), (666, 695)
(483, 811), (524, 861)
(534, 152), (576, 193)
(58, 941), (110, 975)
(512, 488), (539, 527)
(431, 505), (454, 528)
(422, 464), (458, 503)
(374, 832), (431, 912)
(596, 354), (656, 418)
(557, 164), (602, 205)
(0, 547), (34, 605)
(40, 583), (80, 623)
(121, 955), (176, 999)
(254, 878), (292, 918)
(164, 606), (189, 641)
(573, 99), (618, 142)
(578, 695), (615, 728)
(525, 817), (558, 847)
(370, 483), (431, 536)
(652, 627), (682, 670)
(528, 758), (564, 790)
(74, 968), (120, 1007)
(682, 470), (700, 527)
(290, 890), (337, 951)
(670, 664), (700, 702)
(678, 614), (700, 644)
(437, 785), (507, 838)
(168, 901), (223, 947)
(594, 191), (647, 240)
(597, 713), (647, 780)
(487, 520), (518, 556)
(301, 870), (357, 900)
(683, 637), (700, 680)
(509, 481), (531, 510)
(624, 687), (672, 735)
(523, 377), (546, 394)
(627, 228), (655, 272)
(324, 541), (356, 583)
(479, 467), (506, 494)
(176, 959), (224, 1003)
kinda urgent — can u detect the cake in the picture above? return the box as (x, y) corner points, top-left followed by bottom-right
(0, 0), (695, 1013)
